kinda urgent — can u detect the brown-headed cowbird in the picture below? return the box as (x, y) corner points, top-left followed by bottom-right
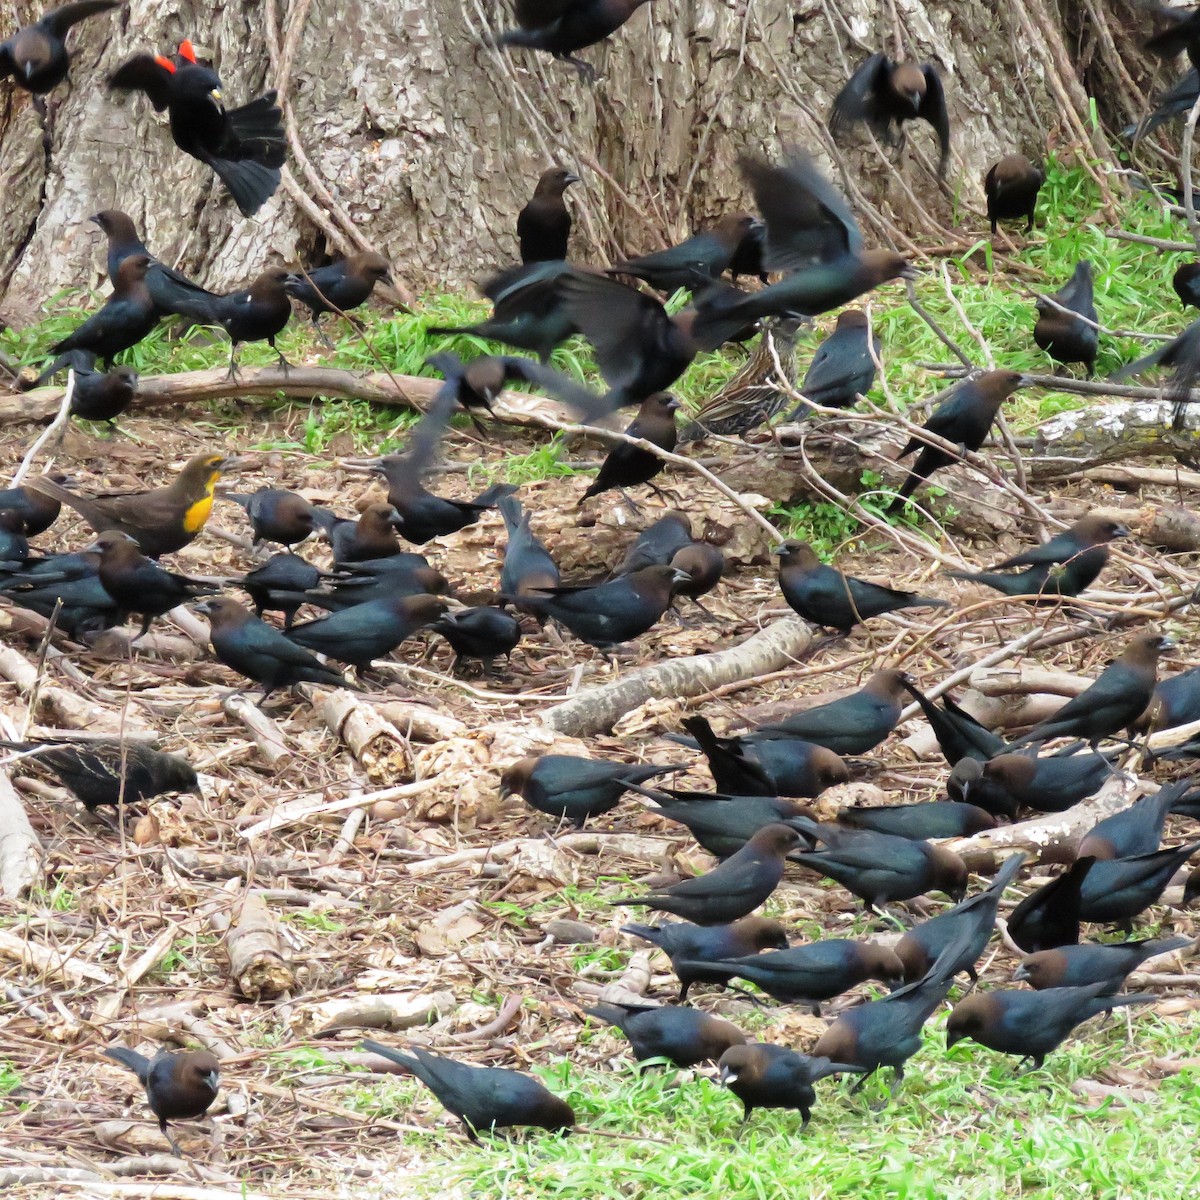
(511, 563), (688, 648)
(0, 551), (120, 638)
(1007, 856), (1095, 952)
(1110, 317), (1200, 430)
(888, 369), (1028, 511)
(611, 214), (757, 294)
(28, 454), (229, 558)
(775, 540), (949, 634)
(195, 597), (348, 700)
(0, 738), (199, 810)
(493, 0), (655, 81)
(949, 752), (1112, 821)
(901, 679), (1009, 765)
(0, 0), (119, 93)
(718, 1044), (866, 1125)
(32, 350), (140, 425)
(1079, 840), (1200, 927)
(946, 984), (1153, 1071)
(431, 606), (522, 670)
(1077, 780), (1186, 861)
(236, 553), (324, 630)
(287, 593), (446, 673)
(0, 481), (61, 537)
(692, 151), (914, 349)
(104, 1046), (219, 1155)
(614, 513), (693, 576)
(225, 488), (317, 548)
(611, 823), (802, 925)
(327, 504), (405, 564)
(186, 267), (295, 379)
(739, 668), (911, 755)
(498, 494), (560, 608)
(109, 39), (285, 217)
(518, 167), (579, 263)
(985, 155), (1044, 234)
(697, 937), (903, 1012)
(1014, 935), (1192, 993)
(838, 801), (995, 841)
(620, 916), (789, 1001)
(284, 252), (392, 347)
(1175, 262), (1200, 309)
(1139, 665), (1200, 734)
(584, 1002), (745, 1067)
(1124, 68), (1200, 140)
(894, 852), (1027, 982)
(1006, 632), (1173, 750)
(788, 309), (879, 420)
(1145, 5), (1200, 67)
(500, 754), (670, 828)
(579, 393), (679, 506)
(360, 1039), (573, 1139)
(1034, 261), (1098, 376)
(671, 542), (725, 608)
(290, 555), (448, 613)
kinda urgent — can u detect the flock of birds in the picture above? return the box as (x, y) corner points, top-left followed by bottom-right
(5, 0), (1200, 1161)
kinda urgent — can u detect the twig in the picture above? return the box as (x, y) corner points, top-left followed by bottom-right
(1183, 94), (1200, 255)
(10, 369), (74, 486)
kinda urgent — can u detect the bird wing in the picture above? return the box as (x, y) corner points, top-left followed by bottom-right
(514, 0), (575, 30)
(659, 850), (769, 899)
(829, 53), (890, 130)
(501, 358), (612, 422)
(43, 0), (120, 37)
(108, 53), (175, 109)
(917, 65), (951, 174)
(990, 528), (1079, 570)
(1109, 321), (1198, 380)
(0, 41), (12, 79)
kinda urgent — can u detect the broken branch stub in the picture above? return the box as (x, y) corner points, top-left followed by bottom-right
(210, 887), (295, 1001)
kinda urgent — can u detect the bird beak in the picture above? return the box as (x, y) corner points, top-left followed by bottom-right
(22, 61), (35, 80)
(564, 173), (581, 185)
(204, 1070), (220, 1091)
(1161, 636), (1178, 650)
(1013, 964), (1030, 982)
(669, 567), (692, 585)
(946, 1030), (962, 1049)
(1113, 524), (1131, 539)
(719, 1068), (738, 1084)
(1016, 375), (1035, 388)
(899, 264), (921, 281)
(665, 398), (682, 412)
(771, 544), (785, 557)
(284, 273), (303, 289)
(210, 88), (223, 102)
(499, 782), (512, 800)
(194, 599), (215, 615)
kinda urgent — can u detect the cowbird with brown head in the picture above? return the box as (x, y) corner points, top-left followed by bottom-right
(718, 1044), (866, 1125)
(1007, 856), (1095, 952)
(775, 540), (949, 634)
(949, 751), (1112, 821)
(901, 678), (1006, 765)
(611, 214), (757, 294)
(188, 266), (295, 379)
(1015, 935), (1192, 993)
(0, 481), (61, 537)
(985, 155), (1044, 234)
(431, 606), (521, 670)
(1141, 665), (1200, 735)
(360, 1040), (573, 1139)
(1077, 780), (1187, 861)
(1006, 632), (1173, 751)
(329, 504), (406, 564)
(236, 553), (323, 630)
(621, 916), (788, 1001)
(1, 1), (120, 92)
(500, 754), (671, 828)
(225, 488), (317, 548)
(584, 1002), (745, 1067)
(670, 542), (725, 608)
(838, 800), (995, 841)
(889, 369), (1029, 511)
(285, 252), (392, 347)
(788, 309), (879, 420)
(518, 166), (579, 262)
(1034, 261), (1098, 376)
(579, 393), (679, 505)
(1078, 840), (1200, 927)
(0, 551), (119, 638)
(615, 513), (693, 576)
(946, 983), (1153, 1071)
(287, 594), (446, 674)
(32, 349), (141, 424)
(104, 1045), (220, 1156)
(610, 823), (802, 925)
(493, 0), (656, 81)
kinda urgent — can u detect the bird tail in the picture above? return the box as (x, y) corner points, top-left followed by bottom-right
(204, 156), (283, 218)
(619, 922), (665, 945)
(582, 1003), (632, 1029)
(806, 1057), (870, 1081)
(224, 93), (287, 161)
(497, 493), (527, 538)
(104, 1045), (153, 1083)
(1094, 992), (1156, 1018)
(472, 482), (519, 508)
(986, 852), (1028, 897)
(360, 1039), (419, 1071)
(492, 27), (546, 50)
(22, 475), (105, 529)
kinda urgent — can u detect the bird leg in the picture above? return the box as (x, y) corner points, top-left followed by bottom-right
(556, 52), (597, 83)
(312, 315), (337, 353)
(848, 1068), (877, 1096)
(160, 1121), (185, 1158)
(269, 339), (292, 376)
(226, 345), (242, 381)
(617, 489), (645, 518)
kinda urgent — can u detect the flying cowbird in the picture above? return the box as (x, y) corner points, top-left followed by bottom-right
(1110, 317), (1200, 429)
(511, 563), (688, 648)
(196, 597), (348, 700)
(1007, 856), (1095, 952)
(838, 801), (995, 841)
(949, 752), (1112, 821)
(788, 309), (879, 420)
(610, 823), (802, 925)
(1174, 262), (1200, 309)
(26, 453), (229, 558)
(579, 393), (680, 505)
(1078, 841), (1200, 926)
(431, 607), (522, 670)
(830, 53), (951, 175)
(360, 1040), (573, 1139)
(901, 678), (1009, 765)
(984, 155), (1044, 234)
(691, 150), (913, 348)
(186, 266), (295, 379)
(284, 252), (392, 347)
(1077, 780), (1187, 861)
(1, 0), (119, 93)
(696, 937), (904, 1012)
(775, 540), (949, 634)
(1145, 4), (1200, 68)
(0, 738), (199, 810)
(224, 488), (317, 548)
(109, 39), (285, 216)
(946, 983), (1153, 1071)
(611, 214), (757, 294)
(1006, 632), (1173, 750)
(718, 1044), (866, 1125)
(637, 786), (815, 860)
(894, 852), (1027, 982)
(493, 0), (656, 81)
(518, 166), (579, 262)
(287, 594), (446, 673)
(738, 668), (911, 755)
(583, 1002), (745, 1067)
(1015, 935), (1192, 993)
(104, 1046), (220, 1156)
(620, 916), (789, 1001)
(889, 370), (1029, 511)
(614, 512), (693, 576)
(1125, 65), (1200, 139)
(497, 493), (560, 609)
(236, 553), (324, 630)
(275, 554), (447, 615)
(499, 754), (671, 827)
(1034, 261), (1098, 376)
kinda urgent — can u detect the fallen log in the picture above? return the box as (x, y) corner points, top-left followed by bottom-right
(0, 770), (41, 899)
(207, 885), (294, 1002)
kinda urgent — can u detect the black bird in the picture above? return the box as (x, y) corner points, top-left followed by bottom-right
(0, 552), (120, 639)
(583, 1002), (745, 1067)
(728, 219), (768, 285)
(284, 252), (392, 347)
(0, 481), (62, 537)
(899, 678), (1006, 764)
(431, 607), (522, 670)
(28, 350), (139, 425)
(0, 0), (120, 93)
(1077, 780), (1186, 861)
(830, 53), (951, 176)
(580, 393), (680, 505)
(1142, 664), (1200, 734)
(195, 597), (348, 700)
(614, 512), (693, 577)
(1015, 935), (1192, 993)
(498, 493), (560, 608)
(225, 488), (318, 548)
(1110, 317), (1200, 429)
(1006, 632), (1173, 750)
(611, 214), (757, 294)
(620, 916), (789, 1001)
(1078, 841), (1200, 926)
(838, 801), (995, 841)
(788, 309), (879, 420)
(1174, 263), (1200, 309)
(718, 1044), (866, 1126)
(637, 786), (815, 860)
(518, 166), (579, 262)
(889, 370), (1029, 511)
(984, 155), (1044, 234)
(493, 0), (656, 81)
(775, 540), (949, 634)
(287, 594), (447, 673)
(1145, 5), (1200, 68)
(278, 554), (447, 614)
(499, 754), (671, 828)
(949, 752), (1113, 821)
(894, 853), (1027, 982)
(236, 553), (324, 630)
(511, 563), (688, 649)
(188, 266), (295, 379)
(0, 739), (200, 810)
(610, 823), (802, 925)
(696, 938), (904, 1012)
(109, 39), (285, 217)
(104, 1046), (220, 1156)
(0, 511), (29, 570)
(977, 515), (1128, 585)
(360, 1040), (574, 1139)
(1034, 261), (1098, 376)
(946, 984), (1153, 1071)
(1007, 856), (1095, 953)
